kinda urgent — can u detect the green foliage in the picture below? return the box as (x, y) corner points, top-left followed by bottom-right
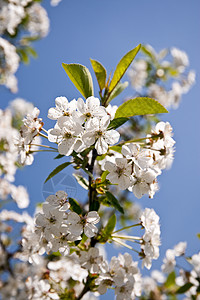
(69, 197), (82, 214)
(101, 170), (109, 183)
(107, 81), (129, 103)
(115, 97), (168, 118)
(109, 145), (122, 153)
(62, 63), (94, 99)
(197, 233), (200, 239)
(176, 282), (193, 294)
(54, 154), (65, 159)
(103, 214), (116, 236)
(44, 162), (71, 183)
(98, 214), (116, 243)
(164, 271), (176, 288)
(108, 44), (141, 93)
(90, 59), (107, 91)
(105, 191), (124, 214)
(108, 117), (129, 130)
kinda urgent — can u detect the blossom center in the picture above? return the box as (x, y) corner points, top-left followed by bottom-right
(64, 132), (72, 139)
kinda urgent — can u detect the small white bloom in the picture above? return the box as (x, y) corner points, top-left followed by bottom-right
(83, 116), (120, 155)
(105, 157), (132, 189)
(174, 242), (187, 257)
(48, 116), (84, 156)
(48, 97), (77, 120)
(77, 96), (107, 122)
(79, 247), (103, 273)
(161, 249), (176, 273)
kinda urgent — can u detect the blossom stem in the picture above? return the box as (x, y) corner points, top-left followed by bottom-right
(112, 238), (140, 254)
(113, 223), (141, 234)
(41, 128), (48, 134)
(39, 132), (48, 139)
(30, 149), (58, 153)
(31, 143), (58, 150)
(112, 234), (142, 241)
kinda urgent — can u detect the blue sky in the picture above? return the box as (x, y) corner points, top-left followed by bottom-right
(1, 0), (200, 297)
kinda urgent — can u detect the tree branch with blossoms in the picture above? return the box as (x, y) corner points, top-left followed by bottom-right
(0, 43), (199, 300)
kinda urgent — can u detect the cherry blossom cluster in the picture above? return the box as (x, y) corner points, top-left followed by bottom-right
(104, 121), (175, 198)
(140, 208), (161, 269)
(47, 96), (120, 156)
(128, 44), (195, 109)
(0, 0), (61, 92)
(17, 107), (43, 166)
(34, 191), (100, 257)
(95, 251), (142, 299)
(112, 208), (161, 270)
(0, 99), (38, 209)
(141, 243), (200, 299)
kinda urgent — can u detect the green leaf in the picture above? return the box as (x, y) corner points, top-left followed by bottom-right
(62, 63), (94, 98)
(54, 154), (65, 159)
(197, 233), (200, 239)
(18, 48), (29, 64)
(109, 145), (122, 153)
(26, 46), (38, 58)
(107, 81), (129, 103)
(108, 44), (141, 93)
(104, 214), (116, 236)
(165, 271), (176, 288)
(108, 117), (129, 130)
(69, 197), (82, 214)
(176, 282), (193, 294)
(44, 162), (71, 183)
(168, 296), (178, 300)
(105, 191), (124, 214)
(115, 97), (168, 118)
(90, 59), (107, 91)
(101, 170), (109, 183)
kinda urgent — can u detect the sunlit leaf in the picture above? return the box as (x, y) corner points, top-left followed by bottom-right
(165, 271), (176, 288)
(115, 97), (168, 118)
(108, 117), (129, 130)
(90, 59), (107, 91)
(62, 63), (94, 98)
(108, 44), (141, 93)
(107, 81), (129, 103)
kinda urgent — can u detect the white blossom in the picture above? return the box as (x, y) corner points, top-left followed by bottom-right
(48, 96), (77, 120)
(26, 3), (49, 38)
(83, 116), (120, 155)
(105, 157), (132, 189)
(48, 116), (84, 156)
